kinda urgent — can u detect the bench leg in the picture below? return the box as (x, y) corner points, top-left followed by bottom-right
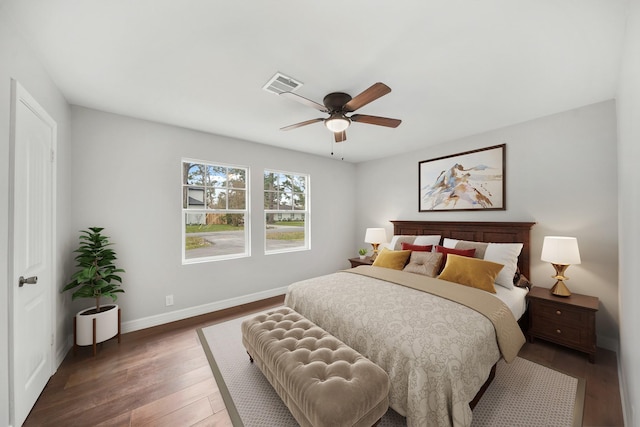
(246, 351), (254, 363)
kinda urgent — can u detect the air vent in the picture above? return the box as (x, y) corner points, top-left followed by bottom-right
(263, 72), (303, 95)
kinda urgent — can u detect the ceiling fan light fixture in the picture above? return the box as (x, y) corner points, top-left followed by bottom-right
(324, 114), (350, 133)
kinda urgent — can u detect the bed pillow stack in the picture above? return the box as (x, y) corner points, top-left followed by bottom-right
(442, 238), (523, 290)
(372, 235), (442, 275)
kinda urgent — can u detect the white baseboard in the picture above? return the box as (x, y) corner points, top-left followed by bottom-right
(618, 351), (629, 427)
(120, 286), (289, 334)
(54, 336), (72, 370)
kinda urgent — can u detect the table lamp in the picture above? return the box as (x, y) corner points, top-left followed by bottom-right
(364, 228), (387, 260)
(541, 236), (581, 297)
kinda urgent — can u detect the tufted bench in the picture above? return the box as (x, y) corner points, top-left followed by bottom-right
(241, 307), (390, 427)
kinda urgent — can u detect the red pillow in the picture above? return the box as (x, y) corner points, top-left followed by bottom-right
(435, 245), (476, 271)
(400, 242), (433, 252)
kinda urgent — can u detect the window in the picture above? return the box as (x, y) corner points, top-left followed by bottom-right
(264, 170), (309, 253)
(182, 160), (249, 263)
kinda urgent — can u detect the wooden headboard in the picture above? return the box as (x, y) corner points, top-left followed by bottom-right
(391, 221), (536, 279)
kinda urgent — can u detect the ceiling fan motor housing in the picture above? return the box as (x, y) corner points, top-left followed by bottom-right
(323, 92), (352, 112)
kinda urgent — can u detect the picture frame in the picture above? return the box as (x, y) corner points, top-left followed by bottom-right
(419, 144), (505, 212)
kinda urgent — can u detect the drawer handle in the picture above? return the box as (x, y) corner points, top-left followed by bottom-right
(556, 329), (562, 334)
(556, 310), (562, 315)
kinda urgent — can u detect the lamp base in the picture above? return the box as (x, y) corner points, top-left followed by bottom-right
(370, 243), (380, 261)
(549, 263), (572, 297)
(550, 280), (571, 297)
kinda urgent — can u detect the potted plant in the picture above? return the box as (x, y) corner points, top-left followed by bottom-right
(358, 248), (368, 259)
(62, 227), (125, 348)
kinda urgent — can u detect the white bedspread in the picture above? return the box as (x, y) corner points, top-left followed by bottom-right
(285, 271), (505, 427)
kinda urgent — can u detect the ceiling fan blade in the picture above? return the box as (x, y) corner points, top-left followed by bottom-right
(280, 92), (328, 112)
(280, 118), (324, 131)
(350, 114), (401, 128)
(334, 130), (346, 143)
(343, 82), (391, 112)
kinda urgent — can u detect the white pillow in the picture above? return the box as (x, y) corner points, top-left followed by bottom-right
(413, 235), (441, 247)
(442, 238), (458, 248)
(484, 243), (523, 289)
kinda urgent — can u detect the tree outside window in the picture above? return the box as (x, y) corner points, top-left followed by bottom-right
(264, 170), (309, 253)
(183, 160), (249, 262)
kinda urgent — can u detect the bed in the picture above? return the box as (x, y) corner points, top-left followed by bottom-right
(284, 220), (535, 427)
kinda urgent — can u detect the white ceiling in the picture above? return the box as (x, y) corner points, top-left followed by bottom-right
(4, 0), (630, 162)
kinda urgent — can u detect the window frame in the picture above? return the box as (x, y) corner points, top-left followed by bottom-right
(263, 169), (310, 255)
(182, 158), (250, 264)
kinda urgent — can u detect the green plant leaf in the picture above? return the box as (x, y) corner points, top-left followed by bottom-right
(62, 227), (125, 304)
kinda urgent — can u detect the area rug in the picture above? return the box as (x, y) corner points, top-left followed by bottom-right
(198, 310), (585, 427)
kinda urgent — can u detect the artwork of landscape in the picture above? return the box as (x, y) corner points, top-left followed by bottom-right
(419, 144), (505, 211)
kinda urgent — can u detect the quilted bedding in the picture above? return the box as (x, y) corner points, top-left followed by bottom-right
(284, 266), (525, 427)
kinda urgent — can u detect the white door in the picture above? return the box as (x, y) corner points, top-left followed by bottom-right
(10, 80), (56, 426)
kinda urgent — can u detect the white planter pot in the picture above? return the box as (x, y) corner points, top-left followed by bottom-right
(359, 255), (366, 259)
(75, 304), (119, 346)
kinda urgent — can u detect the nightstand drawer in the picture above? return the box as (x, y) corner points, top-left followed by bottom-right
(533, 300), (587, 326)
(531, 322), (584, 348)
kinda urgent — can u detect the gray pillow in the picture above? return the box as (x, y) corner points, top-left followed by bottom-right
(403, 252), (443, 277)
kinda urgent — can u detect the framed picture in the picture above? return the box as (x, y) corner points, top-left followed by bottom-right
(419, 144), (505, 212)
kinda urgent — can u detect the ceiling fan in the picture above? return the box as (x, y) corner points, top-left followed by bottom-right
(279, 82), (401, 143)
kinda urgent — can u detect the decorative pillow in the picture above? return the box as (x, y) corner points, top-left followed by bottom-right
(435, 245), (476, 270)
(443, 238), (488, 259)
(483, 243), (523, 289)
(387, 235), (417, 250)
(403, 252), (443, 277)
(413, 235), (441, 246)
(437, 254), (504, 293)
(400, 242), (433, 252)
(372, 248), (411, 270)
(443, 239), (523, 289)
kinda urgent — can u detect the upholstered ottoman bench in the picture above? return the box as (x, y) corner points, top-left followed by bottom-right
(241, 307), (389, 427)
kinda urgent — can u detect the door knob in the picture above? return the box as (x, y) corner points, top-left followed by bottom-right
(18, 276), (38, 287)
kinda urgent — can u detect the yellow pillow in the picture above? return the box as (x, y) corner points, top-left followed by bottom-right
(437, 254), (504, 293)
(372, 248), (411, 270)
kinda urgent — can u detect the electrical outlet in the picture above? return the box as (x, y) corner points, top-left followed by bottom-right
(165, 295), (174, 306)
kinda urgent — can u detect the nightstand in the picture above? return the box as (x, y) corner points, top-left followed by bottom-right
(348, 257), (373, 268)
(526, 286), (599, 363)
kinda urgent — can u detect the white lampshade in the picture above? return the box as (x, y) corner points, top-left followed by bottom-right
(324, 114), (350, 133)
(541, 236), (581, 265)
(364, 228), (387, 244)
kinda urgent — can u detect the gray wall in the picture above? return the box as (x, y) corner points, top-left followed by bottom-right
(354, 100), (620, 349)
(0, 4), (73, 426)
(616, 0), (640, 424)
(69, 106), (357, 330)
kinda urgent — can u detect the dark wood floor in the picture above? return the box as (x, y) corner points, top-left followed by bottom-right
(25, 296), (624, 427)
